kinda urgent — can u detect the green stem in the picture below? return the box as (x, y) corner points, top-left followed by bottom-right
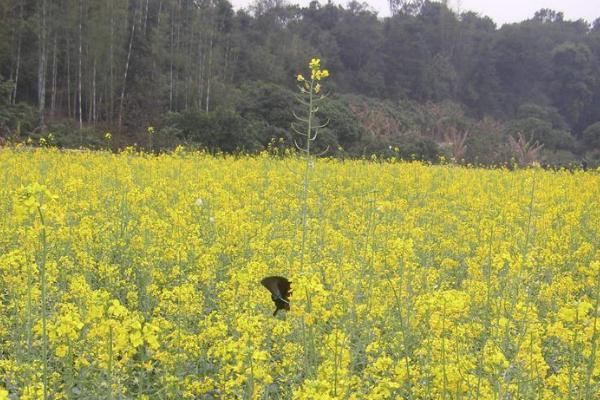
(584, 274), (600, 399)
(36, 205), (49, 400)
(108, 325), (114, 400)
(299, 79), (314, 275)
(296, 75), (318, 378)
(246, 344), (255, 399)
(26, 262), (33, 355)
(476, 224), (495, 399)
(567, 307), (579, 400)
(386, 275), (412, 396)
(442, 299), (448, 400)
(333, 328), (338, 396)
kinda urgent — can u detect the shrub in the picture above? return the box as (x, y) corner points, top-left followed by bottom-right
(349, 133), (442, 161)
(505, 117), (575, 151)
(0, 78), (37, 139)
(165, 108), (264, 152)
(582, 121), (600, 149)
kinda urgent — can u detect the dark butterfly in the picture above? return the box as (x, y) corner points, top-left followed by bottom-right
(261, 276), (292, 316)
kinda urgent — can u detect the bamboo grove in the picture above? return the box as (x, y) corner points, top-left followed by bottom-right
(1, 0), (238, 129)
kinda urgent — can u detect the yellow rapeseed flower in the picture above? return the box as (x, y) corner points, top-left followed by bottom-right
(0, 148), (598, 398)
(309, 58), (320, 70)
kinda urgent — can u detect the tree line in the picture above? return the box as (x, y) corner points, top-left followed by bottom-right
(1, 0), (600, 166)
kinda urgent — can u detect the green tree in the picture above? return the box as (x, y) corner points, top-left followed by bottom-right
(505, 104), (574, 150)
(550, 42), (595, 131)
(332, 2), (384, 96)
(582, 121), (600, 148)
(167, 108), (263, 152)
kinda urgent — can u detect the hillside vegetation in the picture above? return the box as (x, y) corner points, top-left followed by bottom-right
(1, 1), (600, 165)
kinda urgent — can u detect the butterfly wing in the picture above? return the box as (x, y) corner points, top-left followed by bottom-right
(277, 278), (291, 303)
(261, 276), (284, 298)
(261, 276), (292, 314)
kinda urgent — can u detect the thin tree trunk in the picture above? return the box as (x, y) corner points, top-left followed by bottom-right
(12, 38), (21, 105)
(197, 46), (204, 111)
(222, 36), (230, 83)
(12, 0), (24, 105)
(169, 6), (174, 111)
(85, 1), (91, 124)
(109, 0), (114, 123)
(152, 1), (162, 83)
(50, 35), (58, 117)
(78, 0), (83, 132)
(118, 0), (138, 129)
(157, 0), (161, 25)
(143, 0), (149, 34)
(92, 58), (97, 123)
(186, 13), (196, 110)
(205, 34), (213, 113)
(8, 24), (14, 104)
(67, 37), (71, 118)
(185, 19), (193, 110)
(174, 0), (181, 110)
(88, 58), (92, 123)
(98, 93), (103, 121)
(38, 0), (48, 131)
(229, 49), (237, 83)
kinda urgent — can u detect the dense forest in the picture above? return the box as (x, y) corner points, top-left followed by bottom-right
(1, 0), (600, 166)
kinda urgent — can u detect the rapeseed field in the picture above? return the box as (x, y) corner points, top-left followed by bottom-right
(0, 148), (599, 399)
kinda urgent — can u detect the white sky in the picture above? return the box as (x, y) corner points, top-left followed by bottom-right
(230, 0), (600, 25)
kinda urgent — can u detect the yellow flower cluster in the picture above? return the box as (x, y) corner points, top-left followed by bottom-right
(297, 57), (330, 94)
(309, 58), (329, 81)
(0, 148), (599, 398)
